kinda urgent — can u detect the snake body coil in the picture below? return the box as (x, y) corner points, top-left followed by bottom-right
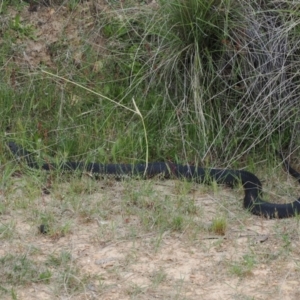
(8, 141), (300, 219)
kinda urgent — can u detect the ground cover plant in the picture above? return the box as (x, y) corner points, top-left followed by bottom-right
(1, 0), (300, 299)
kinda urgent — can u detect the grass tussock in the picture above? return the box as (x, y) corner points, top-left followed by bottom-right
(0, 0), (299, 167)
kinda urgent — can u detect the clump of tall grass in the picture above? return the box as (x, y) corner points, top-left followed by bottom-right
(142, 0), (300, 163)
(3, 0), (300, 165)
(155, 0), (300, 164)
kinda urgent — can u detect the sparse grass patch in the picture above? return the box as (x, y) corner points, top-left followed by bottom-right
(126, 283), (145, 297)
(48, 254), (86, 294)
(229, 254), (257, 277)
(121, 181), (200, 233)
(0, 253), (49, 287)
(0, 222), (16, 240)
(151, 267), (167, 287)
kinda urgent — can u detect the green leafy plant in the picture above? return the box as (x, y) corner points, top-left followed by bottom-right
(10, 14), (36, 39)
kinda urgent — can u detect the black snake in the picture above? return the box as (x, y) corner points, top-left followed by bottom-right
(7, 141), (300, 219)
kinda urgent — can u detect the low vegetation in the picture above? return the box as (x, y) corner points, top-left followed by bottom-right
(1, 0), (300, 299)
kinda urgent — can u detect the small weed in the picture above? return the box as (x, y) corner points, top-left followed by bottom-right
(11, 288), (17, 300)
(151, 268), (167, 287)
(230, 254), (256, 277)
(39, 269), (52, 284)
(171, 215), (184, 231)
(9, 14), (36, 39)
(127, 283), (144, 296)
(210, 216), (227, 235)
(46, 251), (72, 268)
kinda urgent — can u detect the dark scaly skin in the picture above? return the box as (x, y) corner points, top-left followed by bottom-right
(8, 142), (300, 219)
